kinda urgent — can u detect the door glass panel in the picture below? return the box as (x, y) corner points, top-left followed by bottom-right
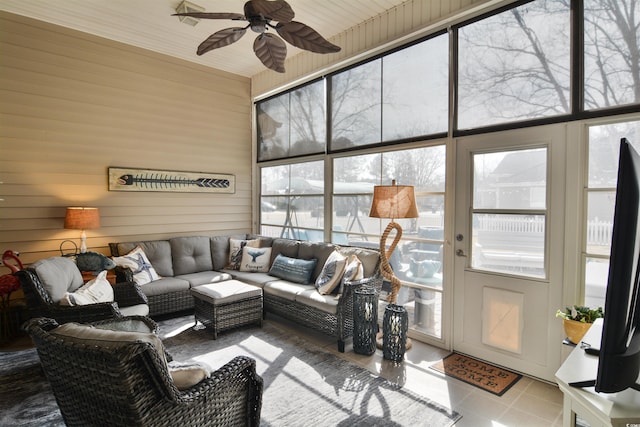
(473, 148), (547, 210)
(472, 213), (546, 277)
(471, 147), (548, 278)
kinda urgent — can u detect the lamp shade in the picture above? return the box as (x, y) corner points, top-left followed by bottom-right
(369, 181), (419, 220)
(64, 207), (100, 230)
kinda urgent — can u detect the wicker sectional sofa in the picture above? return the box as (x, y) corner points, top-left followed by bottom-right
(109, 234), (381, 352)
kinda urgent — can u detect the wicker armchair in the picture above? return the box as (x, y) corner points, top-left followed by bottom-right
(25, 317), (263, 427)
(16, 256), (149, 324)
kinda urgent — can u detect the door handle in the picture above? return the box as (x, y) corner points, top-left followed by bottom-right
(456, 249), (467, 257)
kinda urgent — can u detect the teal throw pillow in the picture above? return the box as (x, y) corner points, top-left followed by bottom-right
(269, 254), (317, 285)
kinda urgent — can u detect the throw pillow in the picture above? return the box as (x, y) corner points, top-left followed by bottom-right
(227, 238), (260, 270)
(168, 361), (212, 390)
(239, 247), (272, 273)
(59, 270), (114, 306)
(333, 254), (364, 295)
(268, 254), (317, 285)
(315, 250), (347, 295)
(112, 246), (160, 286)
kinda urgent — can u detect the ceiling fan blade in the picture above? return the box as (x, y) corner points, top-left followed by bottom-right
(249, 0), (295, 23)
(275, 22), (341, 54)
(173, 12), (246, 21)
(197, 28), (247, 56)
(253, 33), (287, 73)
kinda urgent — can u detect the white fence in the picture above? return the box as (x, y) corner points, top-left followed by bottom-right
(477, 215), (612, 246)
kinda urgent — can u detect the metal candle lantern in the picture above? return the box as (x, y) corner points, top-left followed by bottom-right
(353, 286), (378, 355)
(382, 303), (409, 361)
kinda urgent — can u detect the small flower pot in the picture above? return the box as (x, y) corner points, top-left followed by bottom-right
(563, 318), (592, 345)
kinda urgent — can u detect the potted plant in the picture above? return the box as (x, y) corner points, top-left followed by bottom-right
(556, 305), (604, 344)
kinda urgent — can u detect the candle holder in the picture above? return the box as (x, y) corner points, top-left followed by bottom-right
(353, 286), (378, 355)
(382, 303), (408, 362)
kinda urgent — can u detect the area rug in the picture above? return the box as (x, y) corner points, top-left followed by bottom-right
(430, 352), (521, 396)
(1, 315), (461, 426)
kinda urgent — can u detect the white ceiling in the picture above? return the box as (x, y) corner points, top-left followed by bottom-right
(0, 0), (409, 78)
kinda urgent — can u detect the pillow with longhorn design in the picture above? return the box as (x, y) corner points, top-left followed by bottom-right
(112, 246), (160, 286)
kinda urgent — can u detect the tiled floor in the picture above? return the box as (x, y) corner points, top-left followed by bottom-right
(269, 314), (565, 427)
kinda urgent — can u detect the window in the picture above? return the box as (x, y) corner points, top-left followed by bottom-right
(457, 0), (571, 130)
(584, 120), (640, 307)
(330, 33), (449, 151)
(382, 34), (449, 140)
(330, 60), (382, 149)
(257, 80), (325, 161)
(260, 161), (324, 240)
(332, 145), (446, 338)
(584, 0), (640, 110)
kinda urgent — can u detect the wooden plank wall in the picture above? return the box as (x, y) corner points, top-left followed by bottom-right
(0, 12), (252, 271)
(251, 0), (501, 98)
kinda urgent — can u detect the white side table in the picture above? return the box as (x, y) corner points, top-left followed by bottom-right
(555, 318), (640, 427)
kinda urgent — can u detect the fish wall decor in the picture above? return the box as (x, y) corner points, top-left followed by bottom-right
(108, 167), (235, 193)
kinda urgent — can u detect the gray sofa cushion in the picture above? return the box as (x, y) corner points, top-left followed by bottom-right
(248, 234), (274, 248)
(170, 236), (213, 276)
(138, 277), (190, 297)
(270, 238), (300, 265)
(210, 234), (248, 270)
(32, 257), (84, 303)
(114, 240), (174, 277)
(295, 289), (338, 314)
(298, 241), (336, 282)
(263, 280), (313, 301)
(176, 271), (232, 287)
(227, 270), (275, 288)
(338, 246), (380, 278)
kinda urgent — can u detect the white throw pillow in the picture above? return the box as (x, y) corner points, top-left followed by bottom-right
(168, 361), (212, 390)
(227, 238), (260, 270)
(112, 246), (160, 286)
(315, 250), (347, 295)
(239, 247), (272, 273)
(334, 254), (364, 296)
(59, 270), (114, 306)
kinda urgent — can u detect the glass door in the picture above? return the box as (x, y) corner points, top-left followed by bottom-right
(453, 125), (566, 381)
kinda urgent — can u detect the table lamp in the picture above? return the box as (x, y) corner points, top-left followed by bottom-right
(369, 180), (418, 361)
(64, 207), (100, 253)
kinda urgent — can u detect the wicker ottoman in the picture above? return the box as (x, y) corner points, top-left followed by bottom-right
(191, 280), (263, 339)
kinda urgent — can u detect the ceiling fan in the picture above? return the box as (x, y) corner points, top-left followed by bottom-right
(174, 0), (341, 73)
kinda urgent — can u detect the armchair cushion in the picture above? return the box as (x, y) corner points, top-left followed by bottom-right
(31, 257), (83, 303)
(59, 270), (114, 306)
(51, 321), (167, 364)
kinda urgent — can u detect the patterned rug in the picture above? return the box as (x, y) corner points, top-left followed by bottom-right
(1, 315), (461, 426)
(430, 352), (522, 396)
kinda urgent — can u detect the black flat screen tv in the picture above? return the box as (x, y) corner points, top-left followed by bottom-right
(571, 138), (640, 393)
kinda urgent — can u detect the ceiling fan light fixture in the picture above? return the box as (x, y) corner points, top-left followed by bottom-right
(175, 1), (205, 26)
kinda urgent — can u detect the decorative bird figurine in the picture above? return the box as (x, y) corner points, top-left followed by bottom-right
(0, 250), (23, 296)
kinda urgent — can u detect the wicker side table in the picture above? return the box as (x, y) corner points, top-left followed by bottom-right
(353, 286), (378, 355)
(191, 280), (263, 339)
